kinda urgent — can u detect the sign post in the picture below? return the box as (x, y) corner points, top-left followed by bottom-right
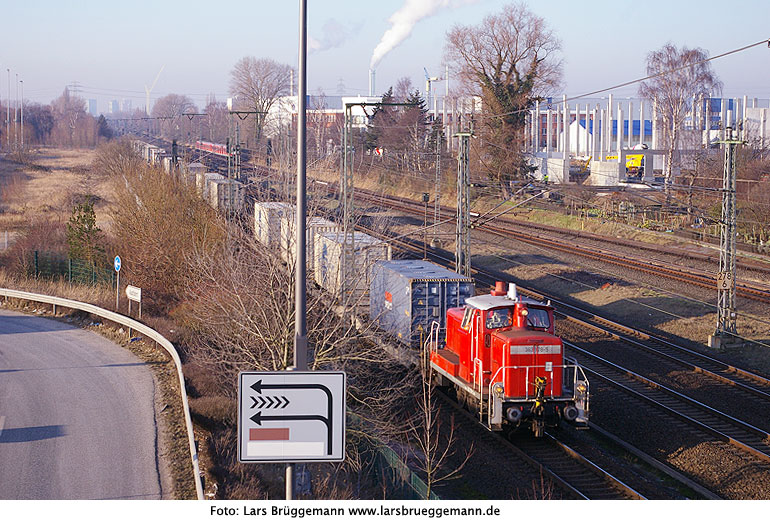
(113, 255), (122, 311)
(126, 285), (142, 319)
(237, 372), (346, 464)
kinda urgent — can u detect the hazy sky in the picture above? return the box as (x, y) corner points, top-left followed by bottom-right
(2, 0), (768, 113)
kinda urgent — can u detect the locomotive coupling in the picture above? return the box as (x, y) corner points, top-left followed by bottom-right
(563, 405), (579, 422)
(506, 406), (523, 423)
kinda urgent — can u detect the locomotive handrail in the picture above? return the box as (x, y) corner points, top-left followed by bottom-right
(0, 287), (204, 500)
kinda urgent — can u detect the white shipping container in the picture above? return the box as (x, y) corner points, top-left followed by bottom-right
(149, 147), (165, 165)
(142, 144), (155, 162)
(314, 231), (390, 300)
(182, 162), (206, 187)
(280, 215), (337, 266)
(162, 155), (173, 174)
(254, 202), (294, 249)
(197, 172), (223, 199)
(208, 178), (244, 212)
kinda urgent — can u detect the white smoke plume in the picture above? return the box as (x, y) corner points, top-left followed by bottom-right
(310, 18), (358, 54)
(369, 0), (476, 69)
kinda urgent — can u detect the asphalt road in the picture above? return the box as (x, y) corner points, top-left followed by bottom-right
(0, 309), (162, 499)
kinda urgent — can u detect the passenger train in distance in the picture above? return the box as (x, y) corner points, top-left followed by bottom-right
(425, 281), (589, 437)
(195, 140), (229, 156)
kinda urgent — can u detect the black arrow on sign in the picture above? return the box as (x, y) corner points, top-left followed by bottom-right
(250, 379), (334, 455)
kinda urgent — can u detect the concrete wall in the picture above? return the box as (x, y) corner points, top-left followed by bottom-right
(588, 161), (622, 186)
(545, 158), (569, 184)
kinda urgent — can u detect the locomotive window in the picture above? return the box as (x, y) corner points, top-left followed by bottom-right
(460, 307), (473, 330)
(486, 308), (512, 329)
(526, 308), (551, 329)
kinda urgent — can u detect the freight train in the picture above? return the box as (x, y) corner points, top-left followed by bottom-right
(425, 281), (589, 437)
(120, 150), (590, 438)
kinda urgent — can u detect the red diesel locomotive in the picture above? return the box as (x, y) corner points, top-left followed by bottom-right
(426, 282), (589, 437)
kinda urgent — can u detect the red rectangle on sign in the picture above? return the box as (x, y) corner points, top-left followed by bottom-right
(249, 428), (290, 441)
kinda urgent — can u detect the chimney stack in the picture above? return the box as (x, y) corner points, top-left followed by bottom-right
(369, 69), (376, 97)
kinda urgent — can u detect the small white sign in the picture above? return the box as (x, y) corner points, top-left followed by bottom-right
(717, 271), (734, 291)
(125, 285), (141, 303)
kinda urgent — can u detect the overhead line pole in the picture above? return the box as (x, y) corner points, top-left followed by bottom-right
(710, 126), (743, 349)
(455, 132), (472, 277)
(340, 101), (416, 306)
(288, 0), (308, 502)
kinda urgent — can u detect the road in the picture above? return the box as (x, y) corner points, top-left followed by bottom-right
(0, 308), (163, 499)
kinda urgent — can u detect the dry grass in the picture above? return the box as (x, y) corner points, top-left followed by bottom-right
(0, 147), (199, 498)
(0, 148), (113, 231)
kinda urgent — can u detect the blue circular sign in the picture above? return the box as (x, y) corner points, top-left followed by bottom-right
(114, 255), (122, 272)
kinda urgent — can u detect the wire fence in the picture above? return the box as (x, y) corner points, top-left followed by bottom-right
(371, 444), (441, 500)
(28, 250), (115, 286)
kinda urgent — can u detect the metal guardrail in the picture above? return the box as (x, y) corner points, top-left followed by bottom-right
(0, 287), (204, 500)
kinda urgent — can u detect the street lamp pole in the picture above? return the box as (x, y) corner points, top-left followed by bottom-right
(287, 0), (308, 501)
(20, 80), (23, 150)
(14, 73), (18, 150)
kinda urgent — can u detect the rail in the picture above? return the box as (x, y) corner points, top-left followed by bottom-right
(0, 287), (204, 500)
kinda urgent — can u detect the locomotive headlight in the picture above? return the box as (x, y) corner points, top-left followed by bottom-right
(520, 309), (529, 317)
(576, 382), (587, 394)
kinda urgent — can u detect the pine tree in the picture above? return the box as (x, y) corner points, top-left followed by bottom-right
(66, 198), (104, 266)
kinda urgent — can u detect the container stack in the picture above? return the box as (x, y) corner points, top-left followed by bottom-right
(314, 231), (390, 301)
(370, 260), (474, 348)
(208, 178), (244, 213)
(254, 202), (294, 250)
(280, 215), (337, 266)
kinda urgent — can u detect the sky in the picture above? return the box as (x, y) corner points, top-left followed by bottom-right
(1, 0), (768, 114)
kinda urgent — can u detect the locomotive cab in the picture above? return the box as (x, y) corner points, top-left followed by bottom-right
(428, 282), (589, 437)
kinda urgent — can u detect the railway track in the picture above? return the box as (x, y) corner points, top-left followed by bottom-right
(139, 137), (770, 497)
(352, 187), (770, 304)
(434, 391), (646, 499)
(374, 223), (770, 498)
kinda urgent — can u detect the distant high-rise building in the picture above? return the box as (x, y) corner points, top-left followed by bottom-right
(87, 99), (98, 116)
(109, 100), (120, 114)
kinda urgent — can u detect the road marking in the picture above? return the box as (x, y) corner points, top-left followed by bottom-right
(0, 416), (5, 438)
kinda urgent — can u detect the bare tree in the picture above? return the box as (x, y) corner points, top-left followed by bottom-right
(406, 357), (472, 498)
(51, 88), (96, 147)
(202, 96), (229, 144)
(639, 43), (721, 202)
(151, 93), (197, 140)
(394, 77), (414, 103)
(229, 57), (292, 145)
(103, 140), (225, 307)
(445, 1), (561, 195)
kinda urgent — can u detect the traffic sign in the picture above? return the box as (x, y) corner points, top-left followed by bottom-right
(238, 371), (346, 463)
(114, 255), (122, 272)
(125, 285), (141, 302)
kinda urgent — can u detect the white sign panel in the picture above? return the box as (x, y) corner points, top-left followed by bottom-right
(717, 271), (734, 291)
(238, 371), (346, 463)
(125, 285), (141, 302)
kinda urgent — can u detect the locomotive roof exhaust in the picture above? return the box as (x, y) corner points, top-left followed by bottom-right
(491, 281), (519, 301)
(508, 283), (518, 301)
